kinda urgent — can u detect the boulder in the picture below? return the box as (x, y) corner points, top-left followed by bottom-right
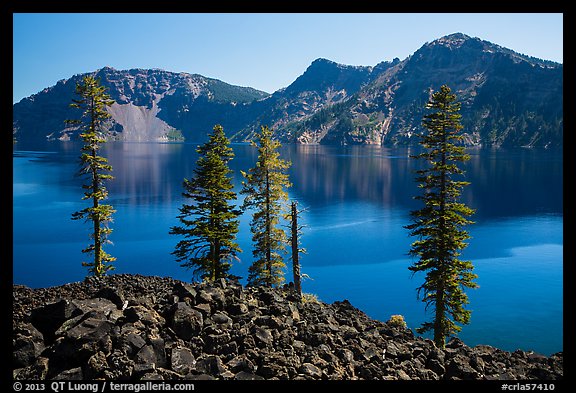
(13, 357), (50, 380)
(445, 354), (482, 380)
(53, 367), (83, 380)
(135, 340), (166, 369)
(212, 312), (233, 328)
(234, 371), (265, 380)
(85, 351), (108, 379)
(121, 332), (147, 354)
(65, 314), (113, 343)
(171, 347), (195, 375)
(194, 355), (227, 377)
(227, 302), (249, 316)
(299, 363), (322, 379)
(169, 302), (203, 341)
(13, 323), (45, 367)
(30, 299), (83, 342)
(173, 282), (197, 303)
(193, 303), (211, 317)
(226, 355), (256, 373)
(93, 286), (126, 309)
(123, 305), (165, 326)
(253, 327), (273, 347)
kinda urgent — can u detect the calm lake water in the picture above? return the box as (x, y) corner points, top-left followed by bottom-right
(13, 141), (563, 355)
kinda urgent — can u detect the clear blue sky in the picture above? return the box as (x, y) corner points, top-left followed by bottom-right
(13, 13), (563, 104)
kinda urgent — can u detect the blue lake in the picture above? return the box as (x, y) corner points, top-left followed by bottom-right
(12, 141), (563, 355)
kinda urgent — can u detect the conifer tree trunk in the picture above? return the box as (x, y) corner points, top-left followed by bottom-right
(265, 169), (272, 287)
(291, 201), (302, 298)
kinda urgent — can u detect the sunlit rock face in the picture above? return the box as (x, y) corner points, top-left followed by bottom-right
(13, 67), (269, 143)
(277, 33), (562, 147)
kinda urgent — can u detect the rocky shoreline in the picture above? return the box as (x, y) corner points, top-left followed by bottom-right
(13, 274), (563, 381)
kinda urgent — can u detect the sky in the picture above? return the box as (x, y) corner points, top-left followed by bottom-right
(13, 13), (563, 104)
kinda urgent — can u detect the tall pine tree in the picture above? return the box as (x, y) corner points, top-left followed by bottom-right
(241, 126), (292, 287)
(170, 124), (241, 282)
(405, 85), (477, 348)
(68, 75), (116, 277)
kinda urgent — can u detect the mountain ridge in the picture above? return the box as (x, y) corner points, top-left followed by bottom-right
(13, 67), (270, 142)
(13, 33), (562, 147)
(271, 33), (562, 147)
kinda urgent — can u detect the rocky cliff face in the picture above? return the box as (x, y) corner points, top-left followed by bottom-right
(234, 58), (399, 142)
(13, 33), (562, 147)
(13, 274), (562, 381)
(279, 33), (562, 147)
(13, 67), (269, 143)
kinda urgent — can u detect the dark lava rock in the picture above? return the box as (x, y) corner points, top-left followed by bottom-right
(170, 347), (195, 375)
(253, 326), (274, 347)
(30, 299), (83, 343)
(300, 363), (323, 378)
(12, 274), (564, 381)
(93, 286), (126, 309)
(53, 367), (83, 380)
(173, 282), (197, 303)
(234, 371), (265, 380)
(194, 355), (227, 377)
(13, 323), (45, 368)
(168, 302), (203, 340)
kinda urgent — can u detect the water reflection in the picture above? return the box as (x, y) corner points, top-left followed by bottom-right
(283, 144), (562, 220)
(284, 144), (407, 207)
(103, 142), (186, 206)
(15, 141), (562, 220)
(463, 148), (563, 218)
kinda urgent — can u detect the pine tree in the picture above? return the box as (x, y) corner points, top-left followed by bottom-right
(241, 126), (292, 287)
(67, 75), (116, 277)
(170, 124), (241, 282)
(405, 84), (478, 349)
